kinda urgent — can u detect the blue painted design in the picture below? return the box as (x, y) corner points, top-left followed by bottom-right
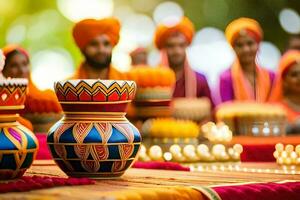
(108, 145), (121, 159)
(83, 126), (102, 143)
(99, 161), (114, 172)
(0, 124), (38, 180)
(0, 154), (16, 169)
(108, 127), (128, 143)
(48, 120), (141, 178)
(0, 131), (17, 150)
(65, 145), (77, 159)
(59, 126), (76, 143)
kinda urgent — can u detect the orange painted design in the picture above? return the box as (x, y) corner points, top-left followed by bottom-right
(73, 123), (93, 143)
(92, 145), (109, 161)
(81, 160), (101, 173)
(112, 160), (127, 172)
(119, 144), (134, 160)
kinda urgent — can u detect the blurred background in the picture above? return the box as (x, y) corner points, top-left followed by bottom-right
(0, 0), (300, 90)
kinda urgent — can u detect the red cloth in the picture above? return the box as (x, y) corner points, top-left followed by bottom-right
(0, 176), (95, 193)
(231, 136), (300, 162)
(240, 144), (276, 162)
(212, 182), (300, 200)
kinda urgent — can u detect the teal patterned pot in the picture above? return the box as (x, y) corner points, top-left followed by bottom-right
(47, 80), (141, 178)
(0, 79), (39, 180)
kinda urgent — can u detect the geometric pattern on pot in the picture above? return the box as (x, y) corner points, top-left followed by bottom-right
(47, 121), (141, 177)
(0, 125), (39, 179)
(0, 80), (27, 106)
(55, 80), (136, 102)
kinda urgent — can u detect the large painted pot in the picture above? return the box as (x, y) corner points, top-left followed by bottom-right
(47, 80), (141, 178)
(0, 79), (39, 180)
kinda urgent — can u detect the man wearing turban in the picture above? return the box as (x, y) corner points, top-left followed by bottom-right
(219, 17), (275, 102)
(71, 18), (122, 79)
(154, 17), (213, 106)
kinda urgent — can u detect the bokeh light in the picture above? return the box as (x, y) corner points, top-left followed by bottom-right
(31, 48), (74, 90)
(189, 27), (235, 86)
(27, 10), (62, 42)
(187, 39), (235, 104)
(153, 1), (183, 26)
(57, 0), (114, 22)
(114, 5), (135, 23)
(192, 27), (226, 45)
(279, 8), (300, 34)
(148, 49), (161, 66)
(112, 49), (131, 72)
(6, 24), (26, 44)
(257, 41), (281, 71)
(120, 14), (155, 49)
(187, 41), (235, 86)
(130, 0), (158, 13)
(0, 0), (20, 16)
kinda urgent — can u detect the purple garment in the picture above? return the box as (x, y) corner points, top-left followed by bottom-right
(219, 68), (275, 102)
(173, 71), (214, 107)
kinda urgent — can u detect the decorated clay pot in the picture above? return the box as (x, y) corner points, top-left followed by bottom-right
(0, 79), (39, 180)
(47, 80), (141, 178)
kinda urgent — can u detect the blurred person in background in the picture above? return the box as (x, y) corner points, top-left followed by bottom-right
(154, 16), (213, 106)
(2, 45), (62, 131)
(219, 18), (275, 103)
(130, 47), (148, 66)
(286, 34), (300, 51)
(270, 50), (300, 133)
(70, 18), (122, 79)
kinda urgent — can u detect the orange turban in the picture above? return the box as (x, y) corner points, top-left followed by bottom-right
(72, 18), (120, 49)
(154, 17), (195, 49)
(225, 17), (263, 46)
(2, 44), (29, 61)
(270, 50), (300, 101)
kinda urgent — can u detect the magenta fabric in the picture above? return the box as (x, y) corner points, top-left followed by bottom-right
(0, 176), (95, 193)
(36, 133), (52, 160)
(219, 68), (275, 102)
(241, 144), (276, 162)
(213, 182), (300, 200)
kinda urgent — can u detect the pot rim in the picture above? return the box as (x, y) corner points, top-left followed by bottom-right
(0, 78), (28, 86)
(55, 79), (136, 87)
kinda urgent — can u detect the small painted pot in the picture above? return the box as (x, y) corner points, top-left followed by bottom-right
(0, 79), (39, 180)
(47, 80), (141, 178)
